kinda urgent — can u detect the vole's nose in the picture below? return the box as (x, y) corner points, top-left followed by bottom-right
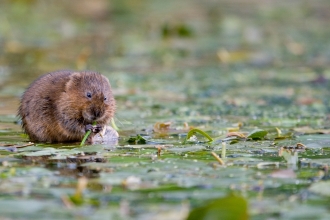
(91, 108), (101, 120)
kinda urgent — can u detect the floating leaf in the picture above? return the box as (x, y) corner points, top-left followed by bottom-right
(247, 129), (267, 140)
(184, 128), (213, 144)
(186, 194), (248, 220)
(127, 134), (147, 144)
(154, 121), (172, 133)
(226, 132), (246, 138)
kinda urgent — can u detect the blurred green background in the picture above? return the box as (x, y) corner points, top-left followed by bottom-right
(1, 0), (330, 96)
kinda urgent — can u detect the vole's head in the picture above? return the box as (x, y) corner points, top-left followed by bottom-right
(62, 71), (116, 125)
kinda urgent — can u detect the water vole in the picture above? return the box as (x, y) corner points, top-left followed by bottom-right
(18, 70), (116, 143)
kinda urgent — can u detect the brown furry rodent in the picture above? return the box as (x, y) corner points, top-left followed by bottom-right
(18, 70), (116, 143)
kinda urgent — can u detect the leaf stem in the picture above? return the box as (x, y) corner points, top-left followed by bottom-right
(183, 128), (213, 144)
(111, 118), (119, 131)
(80, 121), (97, 146)
(211, 151), (225, 165)
(80, 130), (91, 146)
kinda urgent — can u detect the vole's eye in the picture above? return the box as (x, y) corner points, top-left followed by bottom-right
(86, 92), (92, 98)
(104, 97), (107, 101)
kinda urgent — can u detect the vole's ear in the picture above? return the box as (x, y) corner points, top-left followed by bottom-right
(70, 72), (81, 80)
(101, 75), (111, 84)
(65, 72), (82, 90)
(69, 72), (82, 85)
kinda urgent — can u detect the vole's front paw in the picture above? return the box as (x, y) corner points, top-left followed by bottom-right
(85, 124), (93, 132)
(92, 124), (103, 133)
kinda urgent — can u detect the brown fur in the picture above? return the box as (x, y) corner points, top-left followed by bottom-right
(18, 70), (116, 143)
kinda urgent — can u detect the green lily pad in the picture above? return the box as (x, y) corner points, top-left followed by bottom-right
(247, 129), (268, 140)
(186, 194), (248, 220)
(127, 134), (148, 144)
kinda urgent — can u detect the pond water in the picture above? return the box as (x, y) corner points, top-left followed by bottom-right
(1, 0), (330, 219)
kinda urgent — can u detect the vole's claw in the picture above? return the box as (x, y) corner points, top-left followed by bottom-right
(85, 124), (102, 133)
(92, 124), (103, 133)
(85, 124), (93, 132)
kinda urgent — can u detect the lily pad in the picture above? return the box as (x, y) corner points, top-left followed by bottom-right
(186, 194), (248, 220)
(247, 129), (268, 140)
(127, 134), (148, 144)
